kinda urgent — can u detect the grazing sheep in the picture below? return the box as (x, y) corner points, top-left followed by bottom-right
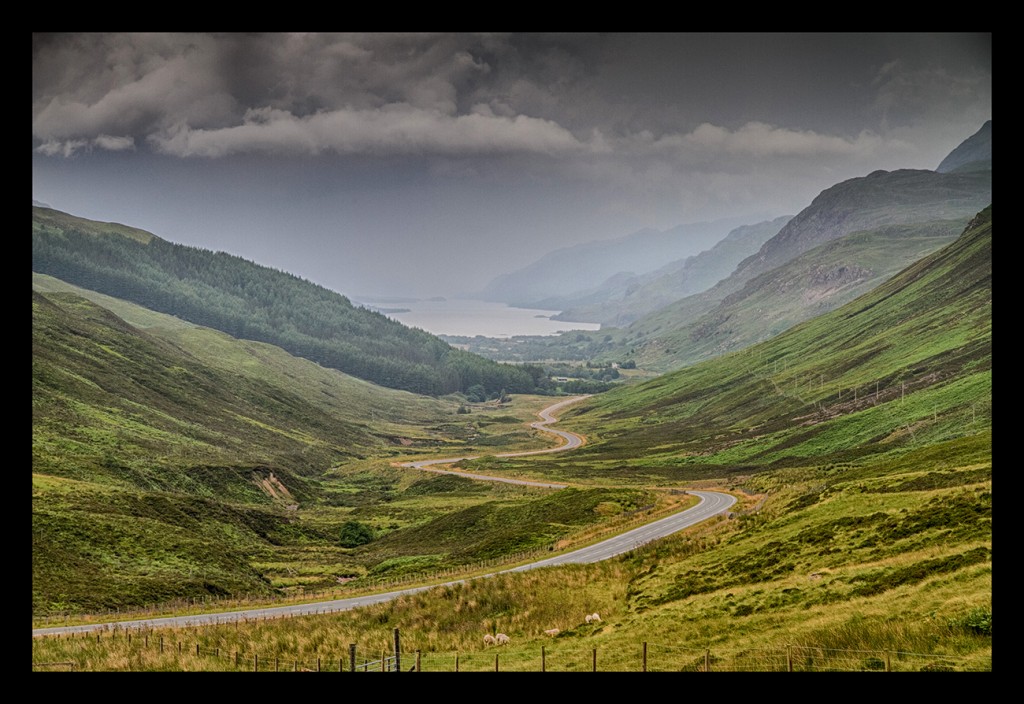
(495, 633), (510, 645)
(544, 628), (560, 637)
(590, 612), (601, 622)
(483, 634), (496, 645)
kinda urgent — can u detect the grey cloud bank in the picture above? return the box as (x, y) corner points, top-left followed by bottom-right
(32, 33), (991, 299)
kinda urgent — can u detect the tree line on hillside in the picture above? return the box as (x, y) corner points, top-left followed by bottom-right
(32, 224), (546, 397)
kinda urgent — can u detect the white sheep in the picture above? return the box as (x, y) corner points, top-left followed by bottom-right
(495, 633), (510, 645)
(483, 634), (496, 645)
(544, 628), (560, 637)
(585, 612), (601, 624)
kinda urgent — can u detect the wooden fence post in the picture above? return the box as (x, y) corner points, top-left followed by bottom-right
(394, 628), (401, 672)
(349, 644), (356, 673)
(542, 646), (546, 672)
(643, 642), (647, 672)
(254, 654), (258, 672)
(416, 650), (421, 672)
(495, 653), (499, 672)
(317, 656), (321, 672)
(787, 646), (792, 672)
(593, 648), (597, 672)
(704, 649), (710, 672)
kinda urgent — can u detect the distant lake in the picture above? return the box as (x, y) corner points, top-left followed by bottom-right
(363, 298), (601, 339)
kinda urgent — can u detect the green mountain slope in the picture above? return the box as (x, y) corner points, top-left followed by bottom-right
(32, 282), (460, 612)
(597, 168), (990, 371)
(622, 217), (969, 370)
(32, 206), (543, 397)
(32, 279), (652, 614)
(562, 206), (991, 471)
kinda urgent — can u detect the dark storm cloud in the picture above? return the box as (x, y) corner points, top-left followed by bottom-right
(35, 33), (989, 164)
(32, 33), (991, 298)
(32, 33), (600, 158)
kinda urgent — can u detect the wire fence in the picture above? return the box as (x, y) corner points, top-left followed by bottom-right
(32, 627), (990, 672)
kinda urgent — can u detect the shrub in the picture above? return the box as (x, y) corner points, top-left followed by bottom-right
(338, 520), (375, 548)
(949, 607), (992, 636)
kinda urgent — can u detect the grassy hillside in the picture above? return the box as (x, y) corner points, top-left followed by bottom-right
(557, 207), (991, 472)
(619, 217), (969, 371)
(32, 209), (991, 671)
(32, 206), (544, 397)
(33, 281), (654, 614)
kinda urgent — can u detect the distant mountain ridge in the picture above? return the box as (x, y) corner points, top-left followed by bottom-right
(548, 216), (793, 327)
(477, 215), (757, 306)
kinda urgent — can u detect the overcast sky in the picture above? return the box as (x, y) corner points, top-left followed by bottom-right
(32, 32), (991, 299)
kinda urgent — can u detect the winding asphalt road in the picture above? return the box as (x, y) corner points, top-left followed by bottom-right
(398, 395), (591, 488)
(32, 397), (736, 637)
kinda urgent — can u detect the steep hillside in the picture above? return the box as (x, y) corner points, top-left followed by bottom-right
(32, 207), (543, 397)
(937, 120), (992, 173)
(621, 217), (970, 370)
(594, 167), (990, 370)
(730, 169), (991, 288)
(33, 279), (610, 613)
(32, 285), (447, 612)
(558, 206), (991, 472)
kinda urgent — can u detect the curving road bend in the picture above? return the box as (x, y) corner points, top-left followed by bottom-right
(397, 394), (592, 488)
(32, 398), (737, 637)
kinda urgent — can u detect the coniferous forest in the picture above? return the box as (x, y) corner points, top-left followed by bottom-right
(32, 207), (546, 397)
